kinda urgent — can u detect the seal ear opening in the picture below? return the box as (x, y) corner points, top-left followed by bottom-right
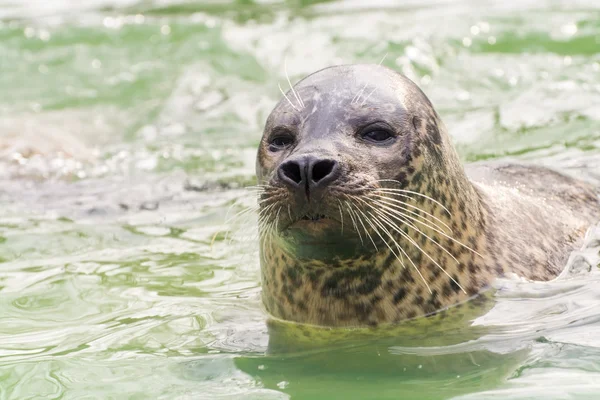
(412, 116), (421, 131)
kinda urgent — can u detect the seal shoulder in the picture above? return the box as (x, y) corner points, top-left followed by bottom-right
(466, 161), (600, 280)
(466, 161), (600, 214)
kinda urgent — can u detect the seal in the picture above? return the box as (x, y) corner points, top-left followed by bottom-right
(255, 64), (600, 327)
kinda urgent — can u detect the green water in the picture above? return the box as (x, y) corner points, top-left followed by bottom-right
(1, 0), (600, 399)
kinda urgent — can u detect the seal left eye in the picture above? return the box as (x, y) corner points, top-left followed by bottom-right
(268, 133), (294, 151)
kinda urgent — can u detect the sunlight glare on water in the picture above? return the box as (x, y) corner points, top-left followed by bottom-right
(0, 0), (599, 399)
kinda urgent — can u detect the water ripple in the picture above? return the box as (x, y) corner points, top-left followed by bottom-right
(0, 0), (599, 399)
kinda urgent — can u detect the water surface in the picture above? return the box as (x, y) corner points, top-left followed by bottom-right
(1, 0), (600, 398)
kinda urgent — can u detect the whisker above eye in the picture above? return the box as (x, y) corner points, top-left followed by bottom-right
(284, 58), (304, 109)
(351, 82), (369, 105)
(278, 83), (300, 112)
(360, 86), (378, 107)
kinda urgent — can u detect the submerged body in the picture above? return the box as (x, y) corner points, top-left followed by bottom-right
(255, 64), (600, 327)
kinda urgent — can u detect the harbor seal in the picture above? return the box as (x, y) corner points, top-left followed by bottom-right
(255, 64), (600, 327)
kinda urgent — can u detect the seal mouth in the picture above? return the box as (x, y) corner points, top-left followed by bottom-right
(286, 212), (338, 231)
(300, 213), (328, 221)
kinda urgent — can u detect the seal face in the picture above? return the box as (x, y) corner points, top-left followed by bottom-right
(255, 64), (600, 327)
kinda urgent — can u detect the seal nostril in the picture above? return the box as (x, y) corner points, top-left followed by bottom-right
(280, 161), (303, 186)
(311, 160), (337, 183)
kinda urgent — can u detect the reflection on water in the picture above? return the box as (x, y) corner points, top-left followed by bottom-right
(0, 0), (599, 399)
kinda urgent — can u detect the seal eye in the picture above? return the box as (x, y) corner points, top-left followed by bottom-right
(361, 129), (394, 144)
(268, 132), (294, 151)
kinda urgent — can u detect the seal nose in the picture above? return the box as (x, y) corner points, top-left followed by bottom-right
(278, 155), (340, 196)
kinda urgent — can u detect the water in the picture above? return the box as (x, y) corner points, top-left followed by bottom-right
(1, 0), (600, 398)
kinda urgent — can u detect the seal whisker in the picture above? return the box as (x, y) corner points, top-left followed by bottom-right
(356, 206), (408, 270)
(377, 202), (482, 260)
(224, 209), (254, 242)
(256, 203), (278, 244)
(360, 86), (378, 107)
(278, 83), (300, 112)
(368, 205), (467, 294)
(372, 198), (454, 241)
(372, 211), (460, 295)
(362, 208), (433, 294)
(243, 187), (267, 194)
(243, 189), (266, 196)
(371, 193), (453, 233)
(256, 187), (287, 205)
(224, 202), (261, 246)
(265, 219), (276, 251)
(223, 194), (251, 225)
(371, 200), (460, 265)
(245, 184), (271, 190)
(352, 206), (380, 251)
(261, 206), (282, 252)
(284, 59), (304, 109)
(362, 208), (407, 267)
(359, 205), (406, 268)
(258, 197), (279, 205)
(352, 82), (369, 105)
(378, 52), (389, 66)
(274, 206), (282, 232)
(257, 202), (278, 217)
(376, 198), (484, 258)
(256, 213), (269, 237)
(352, 196), (427, 279)
(350, 56), (387, 105)
(344, 200), (365, 246)
(374, 186), (452, 216)
(347, 208), (363, 245)
(337, 202), (344, 234)
(226, 211), (258, 244)
(260, 217), (277, 254)
(256, 214), (268, 238)
(227, 203), (259, 222)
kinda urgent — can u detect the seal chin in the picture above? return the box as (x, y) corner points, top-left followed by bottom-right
(280, 216), (370, 261)
(285, 215), (340, 237)
(291, 213), (336, 226)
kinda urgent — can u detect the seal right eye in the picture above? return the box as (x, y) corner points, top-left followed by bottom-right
(359, 125), (396, 145)
(268, 131), (295, 151)
(363, 130), (393, 143)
